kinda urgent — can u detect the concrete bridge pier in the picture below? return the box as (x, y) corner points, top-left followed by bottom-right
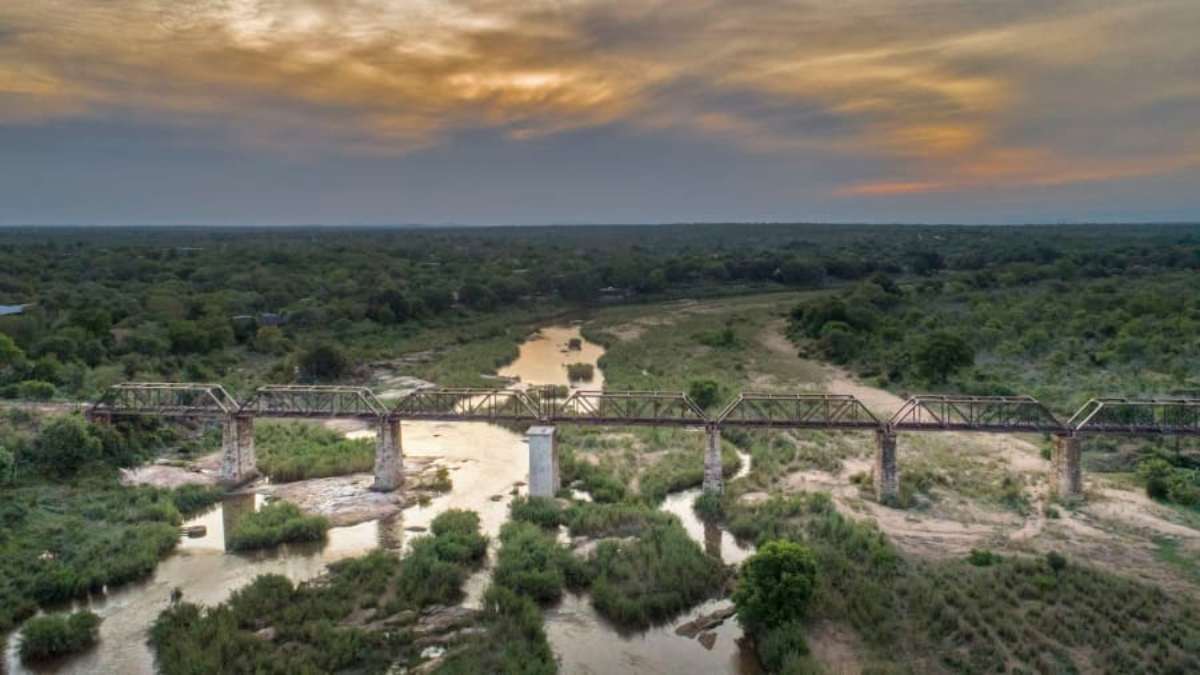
(874, 430), (899, 505)
(372, 416), (404, 491)
(703, 424), (723, 494)
(220, 414), (257, 486)
(1052, 434), (1082, 499)
(528, 426), (560, 498)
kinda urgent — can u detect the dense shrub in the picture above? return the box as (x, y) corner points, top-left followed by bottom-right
(733, 540), (818, 635)
(589, 523), (724, 628)
(225, 501), (329, 551)
(566, 362), (595, 381)
(254, 422), (374, 482)
(18, 611), (101, 662)
(493, 522), (587, 603)
(429, 509), (489, 564)
(509, 496), (564, 528)
(687, 378), (722, 410)
(32, 415), (102, 478)
(756, 620), (810, 673)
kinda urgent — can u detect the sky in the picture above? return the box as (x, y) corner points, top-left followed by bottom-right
(0, 0), (1197, 226)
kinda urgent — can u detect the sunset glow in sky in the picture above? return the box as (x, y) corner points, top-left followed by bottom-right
(1, 1), (1197, 224)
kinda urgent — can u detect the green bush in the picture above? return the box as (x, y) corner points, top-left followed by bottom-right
(566, 362), (595, 381)
(225, 501), (329, 551)
(254, 422), (374, 482)
(756, 620), (810, 672)
(733, 540), (818, 635)
(687, 379), (722, 410)
(18, 611), (101, 662)
(32, 415), (102, 478)
(967, 548), (1002, 567)
(589, 523), (724, 628)
(510, 496), (564, 528)
(493, 521), (586, 603)
(16, 380), (56, 401)
(429, 509), (489, 564)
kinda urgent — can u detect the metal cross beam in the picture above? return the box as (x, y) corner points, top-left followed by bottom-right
(1068, 398), (1200, 435)
(552, 390), (709, 426)
(239, 385), (390, 420)
(716, 392), (880, 429)
(91, 382), (240, 418)
(392, 387), (544, 422)
(889, 395), (1065, 433)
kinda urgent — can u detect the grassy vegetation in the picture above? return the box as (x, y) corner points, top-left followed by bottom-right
(493, 521), (588, 603)
(17, 610), (101, 663)
(152, 510), (488, 674)
(225, 501), (330, 552)
(566, 362), (595, 382)
(254, 421), (375, 482)
(720, 491), (1200, 673)
(0, 476), (223, 633)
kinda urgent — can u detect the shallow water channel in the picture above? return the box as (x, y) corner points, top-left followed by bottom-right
(5, 323), (758, 674)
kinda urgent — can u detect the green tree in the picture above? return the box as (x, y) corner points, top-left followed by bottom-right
(913, 332), (974, 383)
(33, 416), (103, 478)
(687, 379), (722, 410)
(733, 540), (818, 635)
(298, 344), (349, 382)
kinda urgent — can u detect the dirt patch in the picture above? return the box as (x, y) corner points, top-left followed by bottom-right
(120, 451), (222, 488)
(806, 620), (864, 675)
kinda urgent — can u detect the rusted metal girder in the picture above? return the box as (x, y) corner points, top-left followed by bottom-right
(716, 392), (880, 429)
(1068, 398), (1200, 435)
(239, 385), (389, 420)
(889, 395), (1065, 433)
(90, 382), (239, 418)
(552, 390), (709, 426)
(392, 387), (544, 422)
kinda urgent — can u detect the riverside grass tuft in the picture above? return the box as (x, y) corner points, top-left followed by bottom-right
(225, 501), (329, 552)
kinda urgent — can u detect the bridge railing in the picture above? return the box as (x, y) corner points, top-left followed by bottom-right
(716, 392), (880, 429)
(392, 387), (543, 421)
(552, 390), (709, 426)
(889, 395), (1065, 433)
(1069, 398), (1200, 435)
(239, 385), (389, 419)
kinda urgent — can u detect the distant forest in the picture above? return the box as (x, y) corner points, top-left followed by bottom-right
(1, 223), (1199, 403)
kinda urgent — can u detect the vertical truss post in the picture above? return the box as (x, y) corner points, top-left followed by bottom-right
(703, 424), (724, 494)
(1052, 433), (1082, 499)
(372, 416), (404, 492)
(875, 429), (899, 505)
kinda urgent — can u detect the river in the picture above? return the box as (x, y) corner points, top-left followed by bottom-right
(5, 323), (757, 674)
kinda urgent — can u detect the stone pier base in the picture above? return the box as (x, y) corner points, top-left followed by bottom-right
(528, 426), (559, 498)
(874, 430), (899, 505)
(703, 425), (723, 494)
(1053, 434), (1082, 499)
(372, 416), (404, 492)
(220, 414), (257, 486)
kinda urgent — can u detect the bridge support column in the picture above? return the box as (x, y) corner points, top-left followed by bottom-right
(703, 425), (723, 494)
(1052, 434), (1082, 499)
(528, 426), (559, 498)
(220, 414), (257, 487)
(372, 417), (404, 492)
(874, 430), (899, 505)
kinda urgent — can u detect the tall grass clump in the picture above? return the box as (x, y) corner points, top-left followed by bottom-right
(493, 521), (589, 603)
(254, 422), (375, 482)
(225, 501), (329, 551)
(18, 611), (101, 662)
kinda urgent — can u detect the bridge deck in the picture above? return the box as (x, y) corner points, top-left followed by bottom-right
(87, 383), (1200, 436)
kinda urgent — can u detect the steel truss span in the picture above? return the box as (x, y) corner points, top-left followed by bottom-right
(87, 382), (1200, 437)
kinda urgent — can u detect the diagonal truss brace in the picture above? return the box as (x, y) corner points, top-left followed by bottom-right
(889, 395), (1065, 433)
(1068, 398), (1200, 435)
(716, 392), (880, 429)
(239, 385), (390, 419)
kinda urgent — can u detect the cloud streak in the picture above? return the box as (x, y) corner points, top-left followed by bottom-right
(0, 0), (1197, 207)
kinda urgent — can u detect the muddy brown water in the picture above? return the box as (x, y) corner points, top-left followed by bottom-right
(4, 324), (758, 674)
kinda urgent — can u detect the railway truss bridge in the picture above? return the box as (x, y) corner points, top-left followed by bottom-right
(87, 383), (1200, 503)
